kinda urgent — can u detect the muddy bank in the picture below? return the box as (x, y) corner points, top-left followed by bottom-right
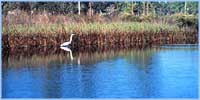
(2, 32), (198, 49)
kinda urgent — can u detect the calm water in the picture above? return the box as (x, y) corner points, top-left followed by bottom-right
(2, 45), (198, 98)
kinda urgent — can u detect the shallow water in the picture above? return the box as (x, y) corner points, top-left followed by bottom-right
(2, 45), (198, 98)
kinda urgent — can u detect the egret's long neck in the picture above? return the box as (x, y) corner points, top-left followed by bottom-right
(69, 35), (73, 43)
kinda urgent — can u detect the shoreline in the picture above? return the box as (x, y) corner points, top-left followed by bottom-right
(2, 31), (198, 49)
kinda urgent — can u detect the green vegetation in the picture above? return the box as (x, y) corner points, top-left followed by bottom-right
(3, 22), (180, 35)
(2, 1), (198, 35)
(175, 15), (198, 29)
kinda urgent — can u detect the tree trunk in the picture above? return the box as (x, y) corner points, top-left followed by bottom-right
(78, 1), (80, 15)
(143, 1), (146, 15)
(131, 0), (134, 15)
(184, 1), (187, 15)
(147, 2), (149, 15)
(88, 2), (93, 17)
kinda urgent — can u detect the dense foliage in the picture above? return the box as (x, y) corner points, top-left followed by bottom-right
(2, 1), (198, 15)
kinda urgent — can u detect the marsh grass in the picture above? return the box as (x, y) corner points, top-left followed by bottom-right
(3, 10), (196, 36)
(3, 22), (180, 36)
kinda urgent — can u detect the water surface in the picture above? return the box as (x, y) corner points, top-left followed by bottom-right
(2, 45), (198, 98)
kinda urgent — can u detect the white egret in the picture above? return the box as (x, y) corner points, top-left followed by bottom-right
(60, 34), (75, 47)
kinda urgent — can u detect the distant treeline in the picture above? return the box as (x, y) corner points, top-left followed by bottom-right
(2, 1), (198, 16)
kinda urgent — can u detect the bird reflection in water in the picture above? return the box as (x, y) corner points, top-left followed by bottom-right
(60, 47), (74, 60)
(60, 47), (81, 65)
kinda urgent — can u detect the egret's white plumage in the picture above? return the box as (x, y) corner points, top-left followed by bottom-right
(60, 34), (75, 47)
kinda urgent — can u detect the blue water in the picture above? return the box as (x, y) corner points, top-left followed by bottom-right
(2, 45), (198, 98)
